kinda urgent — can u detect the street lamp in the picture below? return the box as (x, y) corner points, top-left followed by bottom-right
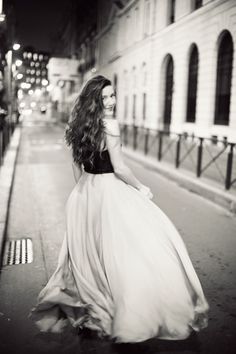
(15, 59), (22, 67)
(13, 43), (21, 51)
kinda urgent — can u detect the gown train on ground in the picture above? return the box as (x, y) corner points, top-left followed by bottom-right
(31, 167), (208, 343)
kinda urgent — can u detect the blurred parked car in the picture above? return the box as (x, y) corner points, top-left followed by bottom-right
(40, 105), (47, 114)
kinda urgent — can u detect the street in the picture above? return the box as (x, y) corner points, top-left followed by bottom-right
(0, 115), (236, 354)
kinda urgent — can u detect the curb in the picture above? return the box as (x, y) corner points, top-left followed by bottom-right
(123, 147), (236, 214)
(0, 127), (22, 263)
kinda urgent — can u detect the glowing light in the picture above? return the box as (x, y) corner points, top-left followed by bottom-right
(42, 79), (48, 86)
(15, 59), (22, 67)
(19, 102), (25, 108)
(17, 89), (23, 99)
(91, 67), (97, 73)
(17, 73), (23, 80)
(46, 84), (53, 92)
(30, 102), (36, 108)
(13, 43), (21, 51)
(28, 89), (34, 95)
(21, 82), (31, 89)
(0, 14), (6, 22)
(35, 88), (41, 96)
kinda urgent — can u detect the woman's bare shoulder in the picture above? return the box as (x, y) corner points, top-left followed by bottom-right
(103, 117), (120, 136)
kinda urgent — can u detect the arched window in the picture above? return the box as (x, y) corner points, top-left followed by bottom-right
(132, 66), (136, 88)
(124, 96), (128, 120)
(144, 0), (151, 36)
(169, 0), (175, 24)
(194, 0), (202, 10)
(142, 62), (147, 86)
(113, 74), (118, 117)
(133, 94), (136, 122)
(214, 31), (233, 125)
(163, 55), (174, 130)
(186, 45), (199, 123)
(143, 93), (147, 121)
(142, 62), (147, 121)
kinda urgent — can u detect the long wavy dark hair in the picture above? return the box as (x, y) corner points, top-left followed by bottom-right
(65, 75), (112, 167)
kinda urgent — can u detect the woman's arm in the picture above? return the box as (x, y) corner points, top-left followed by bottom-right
(72, 161), (83, 183)
(104, 119), (152, 197)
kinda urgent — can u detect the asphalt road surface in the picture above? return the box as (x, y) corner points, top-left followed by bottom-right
(0, 115), (236, 354)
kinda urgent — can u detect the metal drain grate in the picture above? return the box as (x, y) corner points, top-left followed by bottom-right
(3, 238), (33, 266)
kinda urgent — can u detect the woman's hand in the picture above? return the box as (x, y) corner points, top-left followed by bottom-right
(138, 185), (153, 200)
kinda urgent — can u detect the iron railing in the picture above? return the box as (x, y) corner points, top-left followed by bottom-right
(120, 124), (236, 191)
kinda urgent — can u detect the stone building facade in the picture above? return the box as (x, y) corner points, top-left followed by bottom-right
(96, 0), (236, 142)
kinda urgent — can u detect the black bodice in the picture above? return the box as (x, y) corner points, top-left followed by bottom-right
(83, 150), (114, 174)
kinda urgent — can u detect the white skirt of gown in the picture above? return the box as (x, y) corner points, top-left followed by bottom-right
(31, 171), (209, 343)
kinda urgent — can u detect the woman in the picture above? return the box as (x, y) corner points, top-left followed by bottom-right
(31, 75), (209, 343)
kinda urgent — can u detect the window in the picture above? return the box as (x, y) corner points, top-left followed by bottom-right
(125, 15), (130, 46)
(124, 96), (128, 120)
(133, 94), (136, 122)
(144, 0), (151, 36)
(143, 93), (147, 121)
(142, 62), (147, 86)
(169, 0), (175, 24)
(113, 74), (118, 117)
(163, 55), (174, 129)
(132, 66), (136, 88)
(214, 31), (233, 125)
(134, 7), (139, 36)
(186, 45), (199, 123)
(194, 0), (203, 10)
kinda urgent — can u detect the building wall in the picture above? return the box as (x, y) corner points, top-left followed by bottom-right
(97, 0), (236, 142)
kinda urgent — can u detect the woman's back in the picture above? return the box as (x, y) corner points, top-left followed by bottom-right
(83, 150), (114, 174)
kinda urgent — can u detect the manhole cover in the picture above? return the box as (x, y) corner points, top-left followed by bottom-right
(3, 239), (33, 266)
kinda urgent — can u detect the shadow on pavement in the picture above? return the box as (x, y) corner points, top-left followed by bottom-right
(112, 332), (201, 354)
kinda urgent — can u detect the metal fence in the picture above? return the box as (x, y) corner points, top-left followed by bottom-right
(0, 118), (16, 167)
(120, 124), (236, 191)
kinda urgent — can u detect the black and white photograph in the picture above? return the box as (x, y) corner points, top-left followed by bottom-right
(0, 1), (235, 353)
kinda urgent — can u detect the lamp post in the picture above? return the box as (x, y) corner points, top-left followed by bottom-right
(0, 0), (5, 22)
(6, 43), (21, 128)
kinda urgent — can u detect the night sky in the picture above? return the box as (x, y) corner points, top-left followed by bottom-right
(10, 0), (70, 53)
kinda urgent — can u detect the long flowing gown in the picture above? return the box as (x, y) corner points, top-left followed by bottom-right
(31, 149), (209, 343)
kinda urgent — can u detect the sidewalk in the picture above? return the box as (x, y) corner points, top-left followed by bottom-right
(0, 126), (21, 262)
(123, 147), (236, 214)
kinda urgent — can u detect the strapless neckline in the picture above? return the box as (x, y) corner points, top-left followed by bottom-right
(83, 149), (114, 174)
